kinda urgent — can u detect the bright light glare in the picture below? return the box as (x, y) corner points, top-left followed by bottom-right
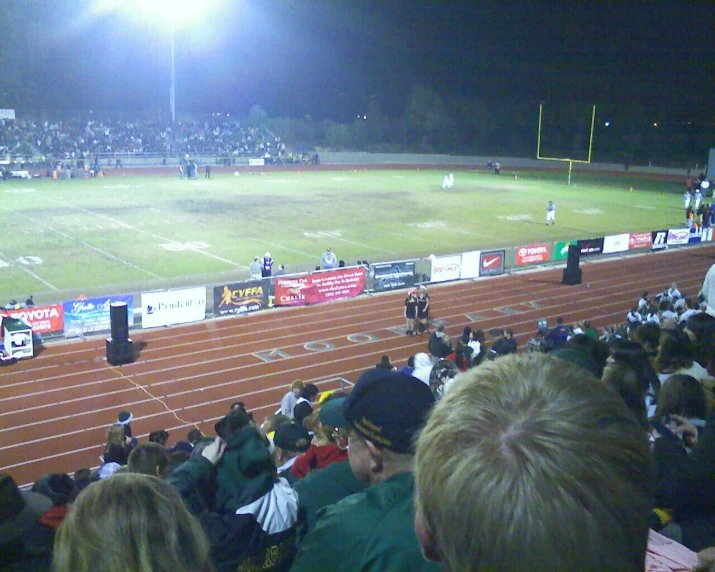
(94, 0), (222, 29)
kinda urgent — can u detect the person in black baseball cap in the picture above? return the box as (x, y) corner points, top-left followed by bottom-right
(291, 370), (439, 572)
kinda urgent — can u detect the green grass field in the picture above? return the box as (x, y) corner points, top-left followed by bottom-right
(0, 168), (685, 304)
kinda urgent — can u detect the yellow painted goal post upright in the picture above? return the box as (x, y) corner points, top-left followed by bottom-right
(536, 104), (596, 185)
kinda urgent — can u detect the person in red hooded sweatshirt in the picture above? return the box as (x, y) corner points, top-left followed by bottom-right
(290, 395), (349, 480)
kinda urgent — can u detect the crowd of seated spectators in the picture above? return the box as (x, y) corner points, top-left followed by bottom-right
(4, 276), (715, 571)
(0, 115), (286, 165)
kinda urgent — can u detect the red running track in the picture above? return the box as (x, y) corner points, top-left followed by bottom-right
(1, 245), (713, 486)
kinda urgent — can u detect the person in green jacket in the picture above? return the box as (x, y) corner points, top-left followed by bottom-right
(292, 397), (365, 538)
(290, 369), (440, 572)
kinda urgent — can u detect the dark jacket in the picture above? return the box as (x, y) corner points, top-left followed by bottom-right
(290, 471), (440, 572)
(428, 332), (452, 359)
(292, 459), (365, 537)
(167, 431), (298, 572)
(653, 410), (715, 551)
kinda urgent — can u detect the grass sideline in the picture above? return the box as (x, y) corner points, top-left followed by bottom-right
(0, 168), (685, 304)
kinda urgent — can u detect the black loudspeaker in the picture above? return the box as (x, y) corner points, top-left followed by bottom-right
(106, 338), (134, 366)
(562, 245), (582, 285)
(110, 302), (129, 342)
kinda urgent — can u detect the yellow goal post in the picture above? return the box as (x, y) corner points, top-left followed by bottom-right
(536, 104), (596, 186)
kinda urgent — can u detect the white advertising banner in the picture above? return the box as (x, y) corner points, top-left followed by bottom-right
(141, 287), (206, 328)
(667, 228), (690, 246)
(602, 233), (630, 254)
(430, 255), (462, 283)
(459, 250), (481, 279)
(0, 109), (16, 120)
(248, 158), (265, 166)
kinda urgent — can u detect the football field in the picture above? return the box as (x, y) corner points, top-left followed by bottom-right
(0, 168), (685, 304)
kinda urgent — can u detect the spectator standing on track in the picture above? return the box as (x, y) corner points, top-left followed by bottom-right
(417, 285), (430, 335)
(205, 163), (211, 179)
(494, 160), (502, 175)
(320, 247), (338, 270)
(261, 252), (273, 278)
(249, 257), (262, 280)
(404, 289), (418, 336)
(291, 370), (440, 572)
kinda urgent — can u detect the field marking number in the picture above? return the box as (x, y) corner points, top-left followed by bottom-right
(16, 255), (43, 265)
(160, 241), (210, 252)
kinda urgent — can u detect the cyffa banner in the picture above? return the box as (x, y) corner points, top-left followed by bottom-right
(142, 287), (206, 328)
(515, 243), (550, 265)
(372, 260), (417, 292)
(275, 267), (366, 306)
(214, 280), (268, 316)
(430, 255), (462, 283)
(63, 295), (134, 337)
(0, 304), (64, 335)
(479, 250), (505, 277)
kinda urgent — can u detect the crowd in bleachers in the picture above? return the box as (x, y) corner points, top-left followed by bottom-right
(0, 116), (286, 164)
(4, 275), (715, 571)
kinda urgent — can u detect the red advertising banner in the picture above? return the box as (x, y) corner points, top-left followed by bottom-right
(0, 304), (64, 334)
(629, 232), (653, 250)
(515, 243), (550, 265)
(274, 267), (367, 306)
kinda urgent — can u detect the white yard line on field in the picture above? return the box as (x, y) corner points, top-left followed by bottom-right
(0, 249), (60, 291)
(39, 196), (249, 269)
(0, 206), (164, 280)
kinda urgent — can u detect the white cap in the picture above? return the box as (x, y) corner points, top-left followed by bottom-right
(265, 252), (271, 258)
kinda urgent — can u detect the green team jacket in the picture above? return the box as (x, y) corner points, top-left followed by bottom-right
(292, 459), (365, 537)
(290, 471), (440, 572)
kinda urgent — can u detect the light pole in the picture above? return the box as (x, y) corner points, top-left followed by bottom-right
(170, 19), (176, 123)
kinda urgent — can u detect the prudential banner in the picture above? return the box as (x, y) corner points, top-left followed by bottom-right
(141, 287), (206, 328)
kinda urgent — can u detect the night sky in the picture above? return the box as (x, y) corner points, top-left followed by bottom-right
(1, 0), (713, 121)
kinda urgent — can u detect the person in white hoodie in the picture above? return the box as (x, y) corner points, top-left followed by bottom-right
(700, 263), (715, 317)
(411, 352), (435, 386)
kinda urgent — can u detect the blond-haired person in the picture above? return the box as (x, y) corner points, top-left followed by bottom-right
(414, 353), (653, 572)
(53, 472), (212, 572)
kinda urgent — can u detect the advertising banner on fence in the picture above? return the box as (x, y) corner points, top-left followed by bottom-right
(602, 233), (630, 254)
(651, 229), (668, 250)
(430, 255), (462, 283)
(515, 243), (550, 266)
(372, 260), (417, 292)
(689, 228), (713, 244)
(0, 304), (64, 335)
(63, 295), (134, 337)
(577, 238), (605, 256)
(667, 228), (690, 246)
(141, 287), (206, 329)
(460, 250), (481, 279)
(479, 250), (505, 277)
(554, 241), (575, 261)
(275, 267), (367, 306)
(248, 158), (265, 166)
(214, 280), (269, 316)
(629, 232), (653, 250)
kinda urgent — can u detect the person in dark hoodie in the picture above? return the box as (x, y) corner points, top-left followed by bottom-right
(166, 409), (298, 571)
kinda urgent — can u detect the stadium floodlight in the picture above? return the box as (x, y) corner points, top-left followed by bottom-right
(95, 0), (222, 123)
(536, 104), (596, 186)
